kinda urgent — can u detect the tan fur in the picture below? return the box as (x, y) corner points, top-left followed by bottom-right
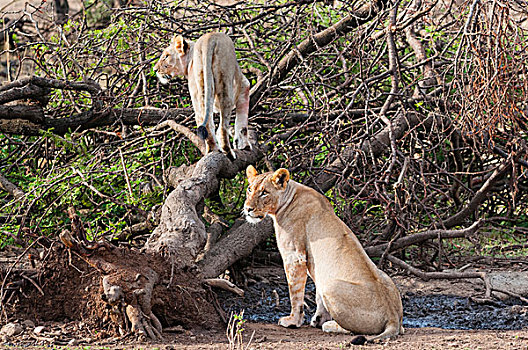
(154, 32), (251, 157)
(244, 166), (404, 342)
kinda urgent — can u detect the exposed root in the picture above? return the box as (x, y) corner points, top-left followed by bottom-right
(99, 261), (163, 340)
(205, 278), (244, 297)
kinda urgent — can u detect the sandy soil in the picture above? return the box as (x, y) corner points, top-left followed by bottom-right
(4, 324), (527, 350)
(156, 324), (528, 350)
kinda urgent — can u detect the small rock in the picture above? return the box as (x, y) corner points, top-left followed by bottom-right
(21, 320), (35, 329)
(67, 339), (79, 346)
(0, 323), (23, 337)
(33, 326), (46, 334)
(511, 305), (528, 314)
(164, 325), (185, 333)
(491, 291), (509, 301)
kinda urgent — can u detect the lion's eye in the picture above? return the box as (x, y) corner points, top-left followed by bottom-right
(247, 187), (252, 193)
(260, 190), (268, 198)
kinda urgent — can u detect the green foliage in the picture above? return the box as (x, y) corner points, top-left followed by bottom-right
(0, 128), (203, 244)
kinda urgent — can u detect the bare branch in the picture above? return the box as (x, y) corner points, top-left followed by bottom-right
(386, 254), (487, 282)
(442, 161), (511, 228)
(0, 173), (24, 200)
(150, 120), (205, 155)
(365, 220), (481, 257)
(249, 0), (390, 107)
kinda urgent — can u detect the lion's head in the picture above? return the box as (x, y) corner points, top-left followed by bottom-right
(154, 35), (191, 84)
(243, 165), (290, 223)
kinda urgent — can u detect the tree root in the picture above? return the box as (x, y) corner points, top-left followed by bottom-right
(100, 264), (163, 340)
(204, 278), (244, 297)
(61, 210), (163, 340)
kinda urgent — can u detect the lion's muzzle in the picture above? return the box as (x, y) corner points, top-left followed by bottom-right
(156, 72), (171, 85)
(244, 206), (264, 224)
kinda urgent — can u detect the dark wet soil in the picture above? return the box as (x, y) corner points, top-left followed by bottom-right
(218, 268), (528, 331)
(403, 293), (526, 330)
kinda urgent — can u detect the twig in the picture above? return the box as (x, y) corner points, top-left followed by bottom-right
(0, 172), (24, 200)
(21, 274), (45, 296)
(149, 120), (205, 155)
(386, 254), (487, 282)
(442, 161), (511, 228)
(366, 220), (481, 257)
(0, 237), (43, 322)
(490, 287), (528, 304)
(250, 0), (389, 106)
(119, 148), (133, 199)
(72, 167), (148, 218)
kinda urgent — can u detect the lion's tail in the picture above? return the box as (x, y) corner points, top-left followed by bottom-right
(198, 40), (217, 141)
(350, 321), (402, 346)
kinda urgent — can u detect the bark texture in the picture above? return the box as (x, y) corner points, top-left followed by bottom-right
(145, 148), (263, 265)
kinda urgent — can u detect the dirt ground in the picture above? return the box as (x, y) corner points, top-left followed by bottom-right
(143, 325), (528, 350)
(3, 262), (528, 349)
(3, 323), (527, 350)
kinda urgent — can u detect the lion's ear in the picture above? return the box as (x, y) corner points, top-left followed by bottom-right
(246, 165), (258, 183)
(173, 35), (189, 55)
(270, 168), (290, 190)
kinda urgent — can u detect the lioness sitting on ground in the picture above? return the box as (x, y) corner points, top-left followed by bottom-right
(154, 32), (251, 158)
(244, 166), (404, 342)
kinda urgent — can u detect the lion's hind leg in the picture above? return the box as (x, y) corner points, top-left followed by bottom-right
(320, 279), (397, 336)
(234, 77), (251, 150)
(215, 78), (236, 159)
(310, 287), (332, 328)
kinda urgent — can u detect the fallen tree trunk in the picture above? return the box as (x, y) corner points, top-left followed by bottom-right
(145, 148), (263, 262)
(199, 217), (275, 279)
(0, 107), (193, 135)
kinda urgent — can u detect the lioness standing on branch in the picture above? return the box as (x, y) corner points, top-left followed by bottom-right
(154, 32), (251, 158)
(244, 166), (403, 343)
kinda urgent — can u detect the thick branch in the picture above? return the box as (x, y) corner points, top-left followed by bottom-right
(0, 173), (25, 200)
(0, 108), (193, 135)
(387, 254), (487, 282)
(404, 0), (438, 97)
(442, 161), (511, 228)
(0, 105), (44, 123)
(145, 148), (263, 262)
(199, 217), (275, 279)
(365, 220), (481, 257)
(249, 0), (389, 107)
(0, 76), (102, 96)
(0, 84), (50, 105)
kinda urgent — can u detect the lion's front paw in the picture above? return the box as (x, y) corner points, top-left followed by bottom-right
(310, 311), (332, 328)
(278, 314), (304, 328)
